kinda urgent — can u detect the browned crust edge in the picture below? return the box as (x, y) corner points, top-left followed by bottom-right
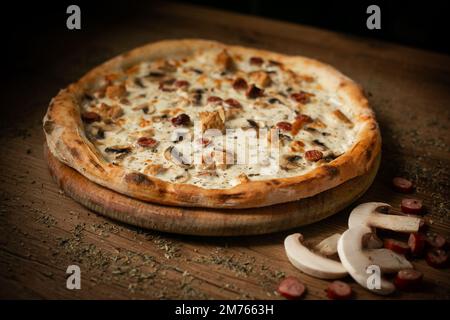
(45, 144), (380, 236)
(43, 39), (381, 209)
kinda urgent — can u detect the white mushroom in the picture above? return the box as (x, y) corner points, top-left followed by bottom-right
(348, 202), (421, 233)
(284, 233), (348, 279)
(337, 226), (412, 295)
(365, 248), (412, 273)
(164, 146), (193, 169)
(314, 233), (341, 257)
(362, 232), (383, 249)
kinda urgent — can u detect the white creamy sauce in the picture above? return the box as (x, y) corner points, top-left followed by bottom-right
(81, 48), (358, 189)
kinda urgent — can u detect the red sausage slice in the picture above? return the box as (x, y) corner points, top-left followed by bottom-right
(426, 249), (449, 268)
(276, 122), (293, 131)
(392, 177), (414, 193)
(305, 150), (323, 162)
(277, 276), (306, 299)
(408, 233), (426, 256)
(401, 198), (423, 215)
(384, 239), (410, 255)
(427, 234), (447, 249)
(394, 269), (423, 291)
(81, 111), (101, 123)
(137, 137), (158, 148)
(327, 281), (352, 300)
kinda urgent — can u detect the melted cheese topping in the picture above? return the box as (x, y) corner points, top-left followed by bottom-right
(81, 48), (359, 189)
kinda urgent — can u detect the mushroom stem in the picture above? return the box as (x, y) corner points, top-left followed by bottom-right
(348, 202), (421, 233)
(367, 213), (421, 233)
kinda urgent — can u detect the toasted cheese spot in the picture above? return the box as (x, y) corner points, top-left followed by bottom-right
(249, 71), (272, 88)
(139, 118), (152, 128)
(199, 107), (226, 133)
(99, 103), (123, 120)
(105, 73), (121, 83)
(215, 50), (234, 71)
(290, 140), (305, 152)
(310, 119), (327, 129)
(333, 110), (354, 127)
(152, 59), (177, 72)
(105, 84), (127, 100)
(143, 163), (167, 176)
(196, 74), (208, 85)
(125, 65), (140, 75)
(291, 115), (313, 135)
(237, 173), (250, 184)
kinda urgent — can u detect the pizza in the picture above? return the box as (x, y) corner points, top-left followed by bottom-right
(43, 39), (380, 209)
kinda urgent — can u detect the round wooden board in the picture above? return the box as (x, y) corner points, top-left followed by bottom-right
(45, 145), (380, 236)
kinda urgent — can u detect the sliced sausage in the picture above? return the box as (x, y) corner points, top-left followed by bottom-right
(277, 276), (306, 299)
(327, 281), (352, 300)
(392, 177), (414, 193)
(384, 239), (410, 255)
(426, 249), (449, 268)
(174, 80), (190, 88)
(394, 269), (423, 291)
(401, 198), (423, 215)
(232, 77), (248, 91)
(207, 96), (223, 104)
(137, 137), (158, 148)
(249, 56), (264, 66)
(276, 122), (293, 131)
(427, 233), (447, 249)
(305, 150), (323, 162)
(171, 113), (191, 126)
(408, 233), (426, 256)
(81, 111), (101, 123)
(224, 98), (242, 108)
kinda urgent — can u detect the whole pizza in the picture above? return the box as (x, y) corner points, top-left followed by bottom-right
(43, 39), (380, 209)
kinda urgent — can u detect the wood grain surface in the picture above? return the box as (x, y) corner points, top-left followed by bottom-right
(0, 2), (449, 299)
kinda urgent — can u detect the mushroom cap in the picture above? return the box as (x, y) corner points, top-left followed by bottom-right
(348, 202), (390, 229)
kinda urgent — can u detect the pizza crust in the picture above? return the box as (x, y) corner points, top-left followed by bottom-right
(43, 39), (381, 209)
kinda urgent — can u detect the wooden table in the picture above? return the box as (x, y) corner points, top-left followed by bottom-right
(1, 2), (449, 299)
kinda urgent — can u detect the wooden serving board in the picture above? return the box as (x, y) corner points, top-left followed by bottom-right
(45, 145), (379, 236)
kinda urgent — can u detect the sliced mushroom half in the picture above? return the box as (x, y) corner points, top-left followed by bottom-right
(280, 154), (302, 170)
(338, 226), (395, 295)
(164, 146), (193, 169)
(348, 202), (421, 233)
(284, 233), (348, 279)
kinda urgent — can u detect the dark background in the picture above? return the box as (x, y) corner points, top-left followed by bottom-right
(3, 0), (448, 122)
(4, 0), (450, 55)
